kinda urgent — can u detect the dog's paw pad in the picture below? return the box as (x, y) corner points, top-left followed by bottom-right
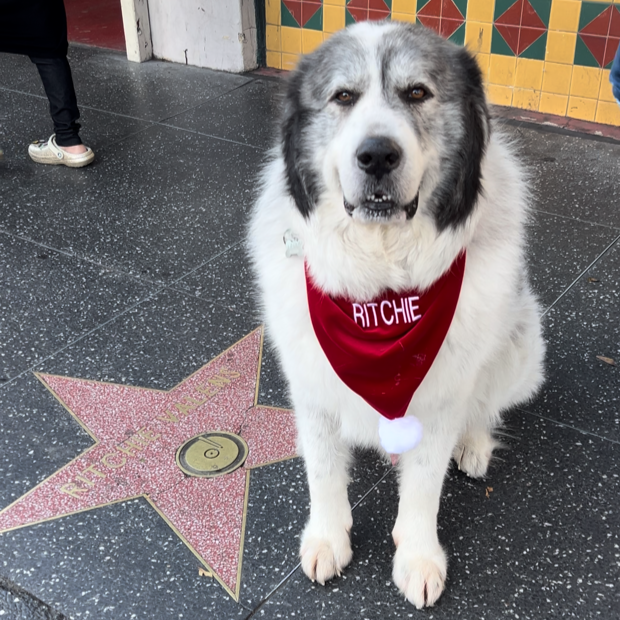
(393, 546), (447, 609)
(300, 536), (353, 585)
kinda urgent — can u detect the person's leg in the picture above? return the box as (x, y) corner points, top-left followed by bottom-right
(29, 55), (87, 152)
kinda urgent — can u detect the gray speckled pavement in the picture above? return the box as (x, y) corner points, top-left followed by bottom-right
(1, 46), (619, 620)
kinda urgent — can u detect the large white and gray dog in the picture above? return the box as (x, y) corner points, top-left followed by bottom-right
(248, 21), (545, 608)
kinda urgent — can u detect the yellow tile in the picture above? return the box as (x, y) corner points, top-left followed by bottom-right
(596, 101), (620, 126)
(539, 92), (569, 116)
(548, 0), (581, 32)
(266, 0), (280, 25)
(302, 29), (324, 55)
(512, 88), (541, 111)
(266, 25), (280, 52)
(489, 54), (517, 86)
(567, 96), (597, 121)
(475, 52), (491, 83)
(599, 70), (616, 102)
(282, 52), (300, 71)
(281, 26), (302, 54)
(392, 0), (417, 14)
(467, 0), (495, 23)
(542, 62), (572, 95)
(465, 22), (492, 54)
(570, 66), (602, 98)
(487, 84), (513, 106)
(514, 58), (544, 90)
(266, 51), (282, 70)
(545, 31), (577, 64)
(392, 12), (417, 24)
(324, 0), (346, 5)
(324, 5), (346, 32)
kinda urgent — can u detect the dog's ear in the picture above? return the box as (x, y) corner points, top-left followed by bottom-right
(432, 48), (490, 231)
(280, 66), (320, 218)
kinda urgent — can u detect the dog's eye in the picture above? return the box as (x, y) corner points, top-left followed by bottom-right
(406, 86), (429, 102)
(334, 91), (355, 105)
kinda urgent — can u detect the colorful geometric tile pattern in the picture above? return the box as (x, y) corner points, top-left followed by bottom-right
(346, 0), (392, 25)
(282, 0), (323, 29)
(576, 3), (620, 67)
(492, 0), (549, 58)
(265, 0), (620, 127)
(417, 0), (467, 44)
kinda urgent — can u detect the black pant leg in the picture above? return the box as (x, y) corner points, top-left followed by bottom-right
(29, 55), (82, 147)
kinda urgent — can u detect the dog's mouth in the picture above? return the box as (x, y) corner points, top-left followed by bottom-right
(344, 192), (419, 221)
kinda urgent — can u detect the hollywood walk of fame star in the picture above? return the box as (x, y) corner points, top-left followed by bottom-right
(0, 328), (297, 600)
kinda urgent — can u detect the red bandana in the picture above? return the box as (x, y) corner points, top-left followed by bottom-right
(306, 253), (466, 420)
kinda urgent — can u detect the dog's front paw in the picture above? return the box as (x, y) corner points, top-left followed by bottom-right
(392, 543), (447, 608)
(453, 431), (499, 479)
(300, 526), (353, 585)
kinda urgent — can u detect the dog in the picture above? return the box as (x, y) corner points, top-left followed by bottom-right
(248, 20), (545, 608)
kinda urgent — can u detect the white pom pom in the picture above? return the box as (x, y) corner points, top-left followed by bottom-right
(378, 416), (423, 455)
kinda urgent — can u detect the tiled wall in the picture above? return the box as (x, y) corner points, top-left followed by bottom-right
(264, 0), (620, 126)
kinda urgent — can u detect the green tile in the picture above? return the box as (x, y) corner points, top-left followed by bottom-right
(281, 2), (300, 28)
(383, 0), (393, 10)
(578, 1), (607, 31)
(416, 0), (432, 11)
(529, 0), (552, 27)
(573, 34), (601, 67)
(494, 0), (517, 21)
(449, 22), (466, 46)
(345, 8), (356, 26)
(453, 0), (468, 19)
(304, 6), (323, 31)
(491, 25), (517, 56)
(520, 31), (547, 59)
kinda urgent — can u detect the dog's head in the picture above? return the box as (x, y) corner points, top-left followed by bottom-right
(280, 21), (489, 231)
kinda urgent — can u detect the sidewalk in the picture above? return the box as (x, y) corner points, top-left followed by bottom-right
(0, 45), (618, 620)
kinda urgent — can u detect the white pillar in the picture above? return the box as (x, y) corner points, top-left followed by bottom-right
(120, 0), (153, 63)
(147, 0), (258, 73)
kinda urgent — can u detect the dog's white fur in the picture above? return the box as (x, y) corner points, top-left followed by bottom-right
(248, 21), (545, 608)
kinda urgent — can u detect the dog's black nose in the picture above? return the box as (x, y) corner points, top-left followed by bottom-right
(356, 137), (402, 179)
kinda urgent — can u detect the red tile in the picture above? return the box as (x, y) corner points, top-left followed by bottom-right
(604, 37), (620, 67)
(440, 18), (463, 38)
(518, 26), (545, 54)
(610, 6), (620, 38)
(580, 33), (607, 66)
(442, 0), (464, 20)
(348, 6), (369, 22)
(301, 1), (321, 26)
(283, 0), (303, 26)
(418, 15), (442, 34)
(368, 8), (390, 20)
(581, 6), (612, 37)
(418, 0), (442, 18)
(369, 0), (389, 11)
(521, 0), (545, 30)
(496, 23), (521, 55)
(496, 0), (524, 27)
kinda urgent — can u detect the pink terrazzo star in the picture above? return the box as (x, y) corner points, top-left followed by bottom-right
(0, 328), (297, 600)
